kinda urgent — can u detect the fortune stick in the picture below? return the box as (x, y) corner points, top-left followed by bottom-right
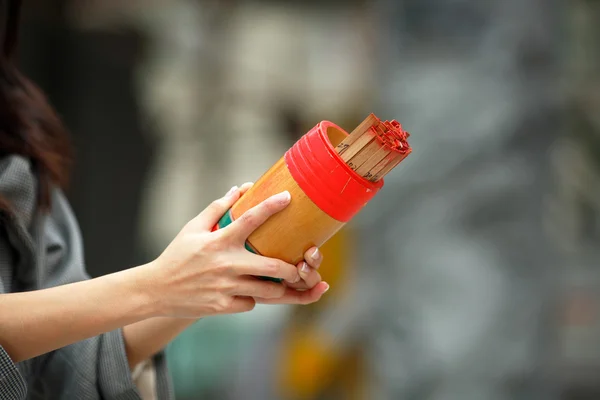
(336, 114), (411, 181)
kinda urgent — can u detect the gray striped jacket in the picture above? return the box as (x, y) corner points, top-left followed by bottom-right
(0, 155), (173, 400)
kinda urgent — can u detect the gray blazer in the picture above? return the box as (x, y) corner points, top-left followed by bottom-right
(0, 155), (173, 400)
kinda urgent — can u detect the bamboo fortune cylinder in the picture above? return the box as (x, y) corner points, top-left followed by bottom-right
(212, 116), (411, 282)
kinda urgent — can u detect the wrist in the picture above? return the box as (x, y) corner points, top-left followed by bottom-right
(123, 262), (164, 319)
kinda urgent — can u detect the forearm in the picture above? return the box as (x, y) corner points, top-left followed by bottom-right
(123, 317), (196, 369)
(0, 265), (156, 363)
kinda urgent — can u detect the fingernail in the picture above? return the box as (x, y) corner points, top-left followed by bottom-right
(311, 248), (320, 260)
(226, 186), (238, 197)
(272, 191), (291, 203)
(323, 283), (330, 293)
(301, 262), (310, 274)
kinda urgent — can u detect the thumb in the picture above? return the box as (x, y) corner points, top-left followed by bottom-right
(229, 296), (256, 313)
(192, 186), (241, 231)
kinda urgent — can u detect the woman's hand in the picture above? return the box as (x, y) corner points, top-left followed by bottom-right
(143, 183), (329, 319)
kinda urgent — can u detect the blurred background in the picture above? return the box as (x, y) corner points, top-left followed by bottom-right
(14, 0), (600, 399)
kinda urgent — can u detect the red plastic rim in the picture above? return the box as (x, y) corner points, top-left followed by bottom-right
(284, 121), (384, 222)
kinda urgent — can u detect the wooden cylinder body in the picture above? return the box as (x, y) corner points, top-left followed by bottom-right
(231, 157), (345, 265)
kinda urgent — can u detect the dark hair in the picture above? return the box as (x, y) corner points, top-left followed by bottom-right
(0, 0), (72, 211)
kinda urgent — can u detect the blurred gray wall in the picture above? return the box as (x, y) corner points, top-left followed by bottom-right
(18, 5), (156, 277)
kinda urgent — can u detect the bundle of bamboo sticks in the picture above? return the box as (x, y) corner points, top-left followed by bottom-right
(335, 114), (411, 182)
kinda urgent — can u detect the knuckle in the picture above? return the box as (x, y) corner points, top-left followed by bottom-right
(263, 260), (281, 276)
(214, 256), (235, 274)
(262, 282), (284, 299)
(208, 302), (220, 314)
(192, 247), (205, 260)
(191, 240), (208, 257)
(215, 275), (235, 292)
(203, 234), (222, 251)
(215, 296), (232, 312)
(264, 199), (281, 215)
(239, 211), (258, 228)
(192, 244), (212, 260)
(210, 197), (228, 210)
(211, 229), (238, 250)
(190, 232), (221, 252)
(204, 201), (223, 218)
(185, 236), (206, 258)
(178, 232), (196, 247)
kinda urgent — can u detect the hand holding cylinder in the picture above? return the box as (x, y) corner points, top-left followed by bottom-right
(144, 183), (328, 319)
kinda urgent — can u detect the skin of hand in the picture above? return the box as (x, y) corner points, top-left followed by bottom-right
(137, 182), (329, 319)
(123, 182), (327, 368)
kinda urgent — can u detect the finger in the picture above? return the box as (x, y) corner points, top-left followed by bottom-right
(192, 186), (242, 230)
(285, 261), (321, 289)
(222, 191), (291, 242)
(229, 296), (256, 313)
(283, 280), (311, 290)
(239, 182), (254, 195)
(304, 247), (322, 270)
(255, 281), (329, 305)
(233, 253), (300, 283)
(233, 277), (286, 299)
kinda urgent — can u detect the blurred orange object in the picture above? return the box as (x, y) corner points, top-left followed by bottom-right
(276, 228), (366, 399)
